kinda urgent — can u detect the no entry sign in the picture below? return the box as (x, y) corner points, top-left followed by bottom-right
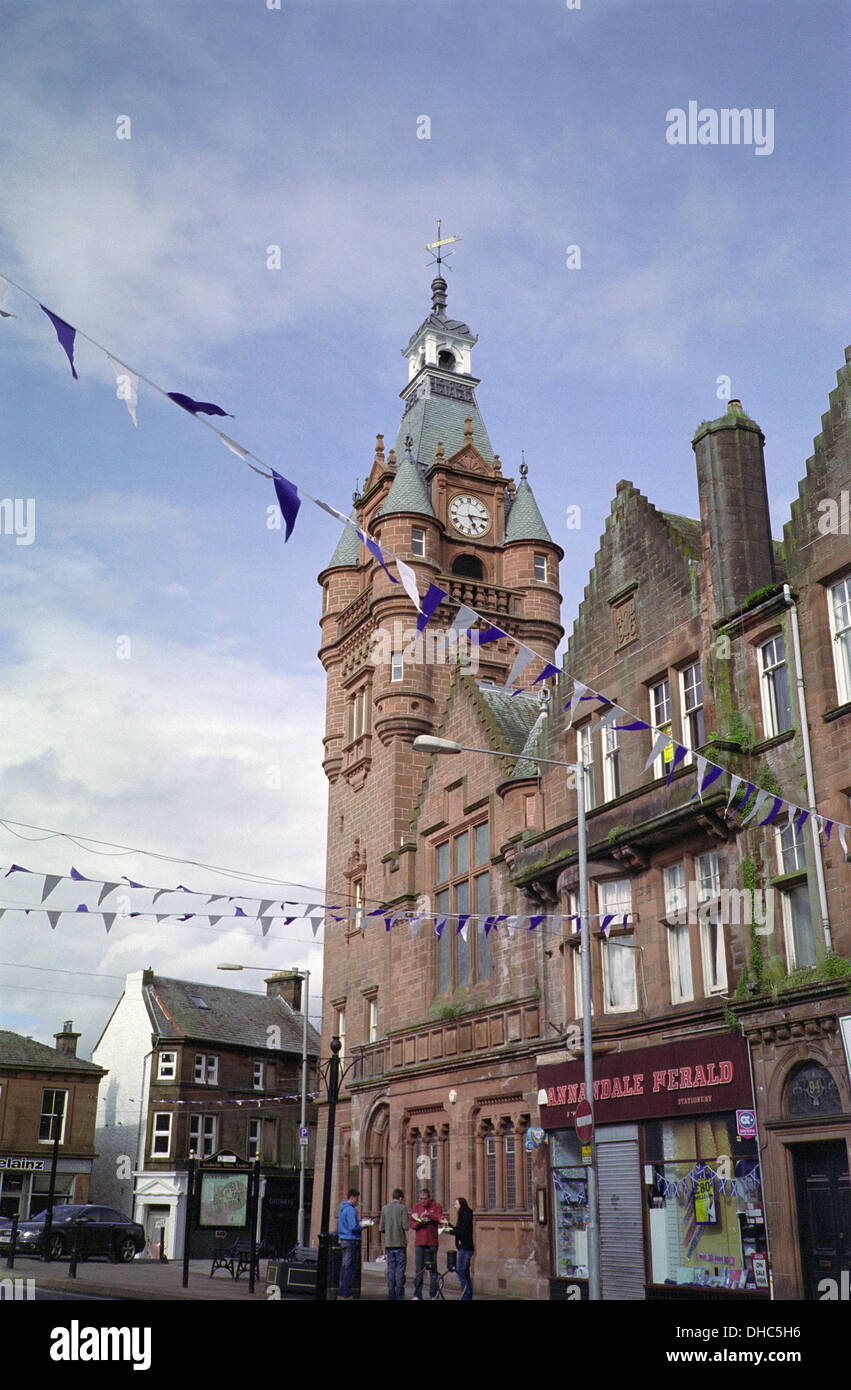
(574, 1099), (593, 1144)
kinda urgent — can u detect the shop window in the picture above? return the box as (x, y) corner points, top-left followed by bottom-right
(784, 1062), (843, 1117)
(644, 1117), (766, 1290)
(550, 1130), (589, 1280)
(759, 634), (792, 736)
(828, 574), (851, 704)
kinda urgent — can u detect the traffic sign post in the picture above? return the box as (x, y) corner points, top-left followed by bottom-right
(574, 1099), (594, 1146)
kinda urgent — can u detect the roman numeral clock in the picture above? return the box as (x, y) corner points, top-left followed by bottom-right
(448, 493), (490, 537)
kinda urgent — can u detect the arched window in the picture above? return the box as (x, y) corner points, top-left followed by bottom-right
(451, 553), (484, 580)
(438, 349), (456, 372)
(784, 1061), (843, 1117)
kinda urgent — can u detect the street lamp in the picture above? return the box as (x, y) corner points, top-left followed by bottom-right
(413, 732), (602, 1301)
(217, 963), (311, 1247)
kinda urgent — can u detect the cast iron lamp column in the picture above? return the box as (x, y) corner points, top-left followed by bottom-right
(412, 733), (602, 1302)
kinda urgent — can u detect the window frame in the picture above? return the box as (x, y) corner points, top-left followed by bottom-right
(662, 861), (693, 1004)
(649, 678), (673, 780)
(827, 575), (851, 704)
(247, 1118), (262, 1161)
(157, 1050), (177, 1082)
(38, 1088), (67, 1145)
(602, 722), (621, 802)
(533, 553), (548, 583)
(189, 1113), (217, 1159)
(194, 1054), (219, 1086)
(597, 879), (637, 1014)
(411, 526), (426, 558)
(758, 634), (792, 737)
(679, 662), (705, 763)
(433, 818), (492, 994)
(151, 1112), (172, 1158)
(577, 721), (596, 811)
(253, 1061), (264, 1092)
(695, 850), (726, 994)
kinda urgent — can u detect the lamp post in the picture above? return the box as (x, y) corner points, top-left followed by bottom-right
(413, 732), (602, 1301)
(217, 963), (311, 1249)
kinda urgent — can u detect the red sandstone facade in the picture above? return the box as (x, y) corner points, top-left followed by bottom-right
(312, 276), (851, 1301)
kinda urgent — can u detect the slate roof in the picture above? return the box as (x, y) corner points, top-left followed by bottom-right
(0, 1029), (104, 1075)
(509, 705), (550, 780)
(403, 311), (475, 351)
(392, 388), (495, 469)
(143, 976), (320, 1056)
(377, 450), (436, 518)
(476, 684), (542, 755)
(504, 477), (553, 543)
(323, 513), (361, 570)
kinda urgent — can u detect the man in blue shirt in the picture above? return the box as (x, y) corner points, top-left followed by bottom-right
(337, 1188), (362, 1300)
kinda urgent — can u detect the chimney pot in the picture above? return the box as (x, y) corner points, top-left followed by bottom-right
(265, 970), (303, 1013)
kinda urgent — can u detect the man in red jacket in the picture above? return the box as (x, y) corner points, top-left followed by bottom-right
(410, 1187), (445, 1300)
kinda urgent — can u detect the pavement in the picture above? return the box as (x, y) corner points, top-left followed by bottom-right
(5, 1253), (501, 1301)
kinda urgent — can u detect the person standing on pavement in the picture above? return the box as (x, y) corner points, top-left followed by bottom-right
(446, 1197), (475, 1300)
(336, 1188), (363, 1300)
(410, 1187), (444, 1300)
(378, 1188), (410, 1300)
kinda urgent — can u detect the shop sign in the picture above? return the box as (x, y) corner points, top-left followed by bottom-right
(0, 1157), (45, 1171)
(736, 1108), (757, 1139)
(537, 1033), (753, 1129)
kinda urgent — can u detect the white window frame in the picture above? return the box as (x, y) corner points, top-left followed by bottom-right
(352, 877), (364, 932)
(663, 862), (693, 1003)
(759, 635), (792, 737)
(577, 722), (595, 811)
(189, 1114), (217, 1158)
(151, 1112), (172, 1158)
(567, 892), (593, 1020)
(248, 1118), (262, 1161)
(337, 1007), (346, 1064)
(650, 679), (673, 779)
(776, 822), (807, 875)
(602, 723), (621, 802)
(695, 850), (726, 994)
(598, 879), (636, 1014)
(194, 1054), (218, 1086)
(367, 997), (378, 1043)
(679, 662), (705, 763)
(533, 553), (548, 582)
(780, 882), (816, 971)
(157, 1051), (177, 1082)
(253, 1061), (264, 1091)
(411, 526), (426, 558)
(827, 575), (851, 705)
(38, 1088), (67, 1144)
(391, 653), (404, 682)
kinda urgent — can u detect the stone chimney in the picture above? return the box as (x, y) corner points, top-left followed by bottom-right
(692, 399), (776, 620)
(54, 1020), (80, 1057)
(266, 971), (303, 1013)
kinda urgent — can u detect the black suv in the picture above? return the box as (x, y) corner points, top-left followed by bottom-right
(0, 1204), (146, 1262)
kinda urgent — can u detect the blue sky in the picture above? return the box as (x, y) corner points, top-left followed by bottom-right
(0, 0), (848, 1054)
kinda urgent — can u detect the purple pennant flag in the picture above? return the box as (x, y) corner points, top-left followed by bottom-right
(666, 744), (689, 786)
(167, 391), (232, 418)
(282, 916), (296, 926)
(4, 864), (29, 877)
(234, 906), (247, 917)
(416, 583), (447, 633)
(75, 903), (89, 912)
(360, 532), (398, 585)
(759, 796), (784, 826)
(122, 876), (147, 888)
(822, 820), (833, 842)
(476, 625), (505, 646)
(531, 663), (560, 686)
(435, 918), (447, 938)
(40, 305), (78, 378)
(731, 782), (756, 817)
(600, 914), (614, 937)
(795, 809), (810, 833)
(455, 914), (470, 935)
(690, 762), (724, 801)
(528, 915), (546, 931)
(271, 471), (301, 542)
(70, 867), (91, 881)
(482, 916), (496, 935)
(615, 718), (651, 731)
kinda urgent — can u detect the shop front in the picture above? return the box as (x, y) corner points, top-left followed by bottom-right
(538, 1033), (770, 1300)
(0, 1154), (90, 1220)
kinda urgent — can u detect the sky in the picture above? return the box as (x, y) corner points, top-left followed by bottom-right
(0, 0), (848, 1057)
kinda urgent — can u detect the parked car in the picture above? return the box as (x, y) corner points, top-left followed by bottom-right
(0, 1204), (145, 1262)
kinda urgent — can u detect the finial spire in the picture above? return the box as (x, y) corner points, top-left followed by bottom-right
(519, 450), (528, 479)
(425, 219), (461, 315)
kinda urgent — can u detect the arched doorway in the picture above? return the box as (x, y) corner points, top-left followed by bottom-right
(362, 1102), (390, 1241)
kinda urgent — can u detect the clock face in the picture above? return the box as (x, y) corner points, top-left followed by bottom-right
(449, 494), (490, 537)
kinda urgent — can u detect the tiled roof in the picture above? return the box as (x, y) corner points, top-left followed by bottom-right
(0, 1029), (104, 1074)
(392, 391), (495, 468)
(323, 513), (361, 570)
(377, 451), (435, 518)
(504, 478), (553, 543)
(403, 312), (474, 350)
(476, 684), (542, 754)
(509, 706), (550, 780)
(144, 977), (320, 1056)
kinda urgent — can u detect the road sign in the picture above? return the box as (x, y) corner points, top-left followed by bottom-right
(575, 1099), (593, 1145)
(298, 1126), (308, 1140)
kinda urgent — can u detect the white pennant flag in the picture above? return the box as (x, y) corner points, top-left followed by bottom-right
(449, 604), (479, 634)
(395, 557), (421, 612)
(725, 775), (743, 816)
(0, 278), (16, 318)
(41, 874), (63, 902)
(568, 681), (590, 726)
(258, 900), (276, 919)
(309, 916), (324, 936)
(838, 824), (849, 859)
(218, 432), (248, 460)
(102, 913), (116, 934)
(260, 918), (273, 937)
(693, 754), (707, 802)
(593, 704), (624, 737)
(47, 911), (61, 930)
(107, 355), (139, 429)
(503, 643), (536, 691)
(741, 789), (771, 826)
(97, 881), (120, 906)
(645, 732), (670, 772)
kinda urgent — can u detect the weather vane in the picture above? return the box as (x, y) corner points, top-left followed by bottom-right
(424, 219), (462, 272)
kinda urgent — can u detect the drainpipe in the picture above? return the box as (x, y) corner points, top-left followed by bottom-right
(783, 585), (832, 950)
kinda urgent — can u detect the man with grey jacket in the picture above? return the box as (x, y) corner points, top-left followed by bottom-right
(378, 1189), (410, 1300)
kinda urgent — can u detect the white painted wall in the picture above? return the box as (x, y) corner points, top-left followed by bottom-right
(90, 971), (154, 1217)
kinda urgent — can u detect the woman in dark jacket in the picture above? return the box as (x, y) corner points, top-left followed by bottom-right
(447, 1197), (474, 1300)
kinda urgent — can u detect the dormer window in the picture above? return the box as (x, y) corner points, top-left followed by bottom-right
(438, 349), (456, 372)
